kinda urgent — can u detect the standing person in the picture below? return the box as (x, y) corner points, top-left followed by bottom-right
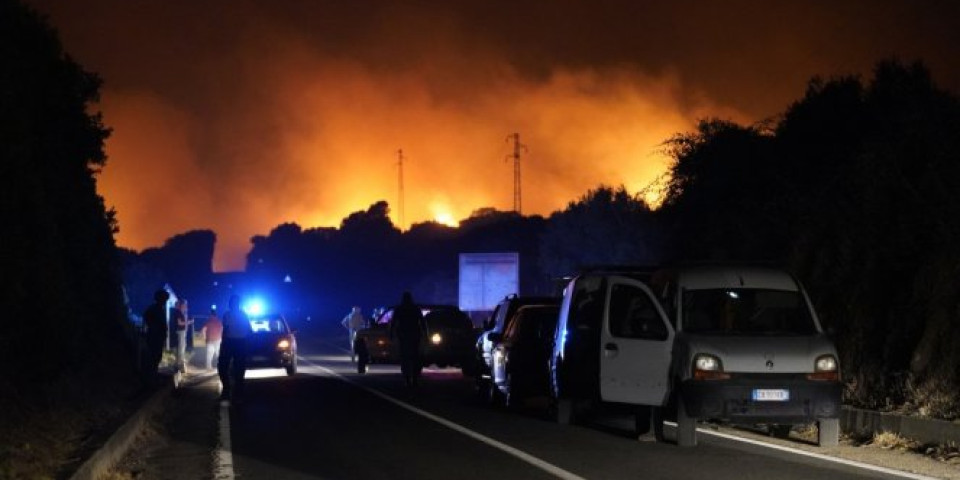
(341, 306), (366, 362)
(218, 294), (251, 403)
(142, 289), (169, 384)
(202, 308), (223, 370)
(389, 292), (426, 388)
(171, 299), (192, 373)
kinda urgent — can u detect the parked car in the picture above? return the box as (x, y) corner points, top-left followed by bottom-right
(548, 265), (841, 448)
(490, 304), (561, 409)
(245, 313), (298, 376)
(422, 307), (476, 369)
(354, 304), (475, 374)
(475, 295), (559, 401)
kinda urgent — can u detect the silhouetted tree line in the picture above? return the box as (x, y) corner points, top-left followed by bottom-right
(0, 0), (134, 404)
(119, 230), (216, 315)
(658, 60), (960, 417)
(242, 202), (551, 318)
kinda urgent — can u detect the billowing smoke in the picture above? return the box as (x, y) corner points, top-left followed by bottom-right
(29, 0), (959, 270)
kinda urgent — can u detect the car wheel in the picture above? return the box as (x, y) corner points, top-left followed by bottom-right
(676, 392), (698, 447)
(553, 398), (575, 425)
(476, 377), (491, 401)
(817, 418), (839, 447)
(652, 407), (666, 442)
(634, 405), (652, 437)
(504, 373), (521, 410)
(769, 424), (792, 439)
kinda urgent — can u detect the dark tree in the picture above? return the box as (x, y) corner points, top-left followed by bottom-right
(0, 0), (131, 397)
(540, 186), (662, 279)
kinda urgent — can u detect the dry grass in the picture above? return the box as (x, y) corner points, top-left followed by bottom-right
(871, 431), (920, 451)
(0, 353), (176, 480)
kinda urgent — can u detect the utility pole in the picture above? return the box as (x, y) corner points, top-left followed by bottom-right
(397, 149), (405, 230)
(506, 133), (527, 214)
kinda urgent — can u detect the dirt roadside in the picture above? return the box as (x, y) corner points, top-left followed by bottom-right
(708, 423), (960, 480)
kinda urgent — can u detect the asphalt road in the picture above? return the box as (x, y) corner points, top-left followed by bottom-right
(217, 329), (919, 480)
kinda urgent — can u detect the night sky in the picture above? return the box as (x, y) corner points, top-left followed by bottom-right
(24, 0), (960, 270)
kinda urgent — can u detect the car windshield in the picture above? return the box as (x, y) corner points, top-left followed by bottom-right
(248, 316), (288, 334)
(681, 288), (816, 335)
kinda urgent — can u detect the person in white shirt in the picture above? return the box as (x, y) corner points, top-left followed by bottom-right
(341, 306), (366, 362)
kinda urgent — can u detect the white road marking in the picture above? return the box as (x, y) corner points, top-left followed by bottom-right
(667, 422), (941, 480)
(215, 401), (235, 480)
(305, 360), (586, 480)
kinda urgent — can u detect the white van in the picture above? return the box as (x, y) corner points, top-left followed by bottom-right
(651, 265), (841, 446)
(549, 265), (842, 447)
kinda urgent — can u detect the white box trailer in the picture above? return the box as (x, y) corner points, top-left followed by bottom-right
(458, 253), (519, 314)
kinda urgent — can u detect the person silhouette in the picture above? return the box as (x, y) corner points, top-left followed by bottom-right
(389, 292), (426, 388)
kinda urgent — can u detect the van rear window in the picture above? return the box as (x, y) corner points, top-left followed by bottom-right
(681, 289), (816, 335)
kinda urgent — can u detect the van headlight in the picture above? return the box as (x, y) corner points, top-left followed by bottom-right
(430, 333), (443, 345)
(692, 354), (730, 380)
(808, 354), (839, 381)
(277, 339), (291, 350)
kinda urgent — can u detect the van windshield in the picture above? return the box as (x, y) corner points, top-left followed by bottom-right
(681, 289), (816, 335)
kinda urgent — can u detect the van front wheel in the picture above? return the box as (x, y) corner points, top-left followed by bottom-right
(676, 393), (698, 447)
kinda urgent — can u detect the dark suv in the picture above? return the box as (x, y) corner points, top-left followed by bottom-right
(475, 294), (558, 402)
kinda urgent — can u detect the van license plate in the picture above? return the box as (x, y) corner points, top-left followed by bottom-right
(752, 389), (790, 401)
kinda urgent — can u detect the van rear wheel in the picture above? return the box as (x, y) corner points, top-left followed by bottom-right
(634, 405), (652, 436)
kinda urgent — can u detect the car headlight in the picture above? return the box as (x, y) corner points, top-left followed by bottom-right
(815, 354), (838, 372)
(808, 354), (840, 381)
(692, 353), (730, 380)
(277, 339), (291, 350)
(430, 333), (442, 345)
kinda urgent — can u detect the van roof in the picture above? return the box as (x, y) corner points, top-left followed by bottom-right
(676, 265), (800, 291)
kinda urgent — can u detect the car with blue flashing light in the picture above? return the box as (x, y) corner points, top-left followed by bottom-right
(245, 313), (298, 376)
(353, 304), (475, 374)
(548, 265), (841, 448)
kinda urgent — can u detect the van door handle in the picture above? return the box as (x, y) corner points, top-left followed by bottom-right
(604, 342), (618, 358)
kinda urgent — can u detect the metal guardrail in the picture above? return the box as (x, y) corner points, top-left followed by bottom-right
(841, 406), (960, 445)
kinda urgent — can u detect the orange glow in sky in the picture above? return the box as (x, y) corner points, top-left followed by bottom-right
(96, 65), (745, 270)
(27, 0), (960, 271)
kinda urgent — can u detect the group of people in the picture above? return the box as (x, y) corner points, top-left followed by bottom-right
(143, 288), (429, 402)
(141, 290), (251, 404)
(343, 292), (427, 388)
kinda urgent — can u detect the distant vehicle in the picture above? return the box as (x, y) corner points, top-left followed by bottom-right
(354, 304), (475, 374)
(245, 313), (298, 376)
(490, 304), (561, 409)
(475, 295), (559, 402)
